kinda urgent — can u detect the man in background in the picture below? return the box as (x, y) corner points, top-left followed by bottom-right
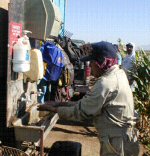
(122, 42), (136, 85)
(114, 44), (122, 66)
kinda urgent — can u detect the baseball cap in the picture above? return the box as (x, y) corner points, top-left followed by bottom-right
(80, 41), (117, 63)
(126, 43), (134, 48)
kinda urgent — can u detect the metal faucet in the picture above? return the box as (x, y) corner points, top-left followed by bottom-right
(30, 89), (44, 97)
(21, 95), (32, 103)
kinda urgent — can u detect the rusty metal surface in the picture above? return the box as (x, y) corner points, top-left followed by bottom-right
(13, 113), (59, 142)
(6, 0), (38, 127)
(2, 1), (59, 151)
(7, 0), (25, 82)
(9, 0), (25, 24)
(6, 0), (25, 127)
(24, 0), (47, 40)
(0, 7), (17, 146)
(7, 80), (38, 127)
(0, 145), (29, 156)
(0, 144), (51, 156)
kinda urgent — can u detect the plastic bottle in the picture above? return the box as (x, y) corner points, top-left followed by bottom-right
(13, 38), (27, 61)
(85, 61), (91, 85)
(12, 30), (31, 72)
(80, 62), (85, 82)
(22, 30), (32, 61)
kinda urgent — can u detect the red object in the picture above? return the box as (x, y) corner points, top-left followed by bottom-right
(66, 87), (70, 100)
(9, 22), (22, 56)
(86, 67), (91, 77)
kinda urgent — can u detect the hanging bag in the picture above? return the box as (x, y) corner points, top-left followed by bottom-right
(41, 42), (65, 81)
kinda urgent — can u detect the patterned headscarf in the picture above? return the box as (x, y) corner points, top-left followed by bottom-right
(95, 57), (118, 72)
(80, 41), (118, 72)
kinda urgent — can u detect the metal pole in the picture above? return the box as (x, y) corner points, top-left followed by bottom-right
(63, 0), (66, 36)
(40, 127), (45, 156)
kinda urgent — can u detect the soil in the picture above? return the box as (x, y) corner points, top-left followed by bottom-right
(44, 120), (100, 156)
(43, 119), (147, 156)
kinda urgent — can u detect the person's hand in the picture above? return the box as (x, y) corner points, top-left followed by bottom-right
(44, 101), (60, 107)
(37, 103), (57, 113)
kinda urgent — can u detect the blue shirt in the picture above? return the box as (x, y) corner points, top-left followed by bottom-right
(117, 52), (122, 65)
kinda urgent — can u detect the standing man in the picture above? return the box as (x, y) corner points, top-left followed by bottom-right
(113, 44), (122, 65)
(122, 43), (136, 85)
(37, 41), (140, 156)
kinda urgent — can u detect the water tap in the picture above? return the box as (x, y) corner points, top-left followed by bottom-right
(20, 95), (32, 103)
(30, 89), (44, 97)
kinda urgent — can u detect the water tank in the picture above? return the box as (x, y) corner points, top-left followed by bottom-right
(24, 0), (62, 40)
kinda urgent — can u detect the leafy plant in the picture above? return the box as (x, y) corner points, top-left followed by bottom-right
(117, 38), (126, 58)
(131, 50), (150, 154)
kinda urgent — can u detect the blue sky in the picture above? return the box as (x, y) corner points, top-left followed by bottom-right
(65, 0), (150, 47)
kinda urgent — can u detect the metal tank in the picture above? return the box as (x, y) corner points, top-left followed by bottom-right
(24, 0), (62, 40)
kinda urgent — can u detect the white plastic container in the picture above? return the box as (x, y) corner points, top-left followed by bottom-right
(24, 49), (44, 82)
(13, 60), (30, 72)
(13, 38), (30, 72)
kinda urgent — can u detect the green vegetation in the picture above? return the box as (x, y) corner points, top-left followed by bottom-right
(118, 38), (126, 58)
(131, 50), (150, 155)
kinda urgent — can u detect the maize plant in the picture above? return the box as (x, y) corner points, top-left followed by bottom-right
(131, 50), (150, 154)
(117, 38), (126, 58)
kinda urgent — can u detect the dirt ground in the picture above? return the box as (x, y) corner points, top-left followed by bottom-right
(44, 120), (100, 156)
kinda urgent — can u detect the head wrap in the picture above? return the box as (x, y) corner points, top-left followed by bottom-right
(80, 41), (118, 72)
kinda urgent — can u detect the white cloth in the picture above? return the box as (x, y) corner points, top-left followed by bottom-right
(122, 52), (136, 71)
(122, 43), (136, 72)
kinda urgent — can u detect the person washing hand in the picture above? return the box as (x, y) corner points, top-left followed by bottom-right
(37, 41), (140, 156)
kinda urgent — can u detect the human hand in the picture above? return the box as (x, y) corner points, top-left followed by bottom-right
(44, 101), (60, 107)
(37, 103), (57, 113)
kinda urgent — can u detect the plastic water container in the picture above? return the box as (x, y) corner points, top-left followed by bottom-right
(24, 49), (44, 82)
(13, 38), (30, 72)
